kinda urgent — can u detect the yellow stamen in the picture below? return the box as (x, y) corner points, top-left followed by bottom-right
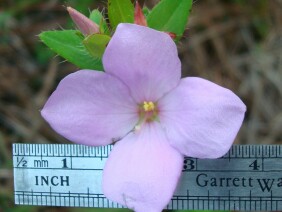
(143, 101), (155, 112)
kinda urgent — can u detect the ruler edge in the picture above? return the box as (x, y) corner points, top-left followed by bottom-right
(12, 143), (282, 158)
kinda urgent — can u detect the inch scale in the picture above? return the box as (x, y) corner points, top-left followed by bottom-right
(13, 144), (282, 211)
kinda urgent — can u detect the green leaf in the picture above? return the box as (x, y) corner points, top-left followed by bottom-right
(89, 9), (110, 35)
(108, 0), (134, 30)
(39, 30), (103, 71)
(147, 0), (192, 38)
(142, 7), (150, 17)
(89, 9), (103, 25)
(83, 34), (111, 58)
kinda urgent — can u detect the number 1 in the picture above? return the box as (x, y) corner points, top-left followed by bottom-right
(62, 158), (69, 168)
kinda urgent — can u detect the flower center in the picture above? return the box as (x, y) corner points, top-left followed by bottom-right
(135, 101), (159, 131)
(143, 101), (155, 112)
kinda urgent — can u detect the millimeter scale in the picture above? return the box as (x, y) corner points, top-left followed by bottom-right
(13, 144), (282, 210)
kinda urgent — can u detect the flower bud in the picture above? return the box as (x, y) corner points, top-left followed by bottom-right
(134, 1), (147, 26)
(67, 7), (99, 36)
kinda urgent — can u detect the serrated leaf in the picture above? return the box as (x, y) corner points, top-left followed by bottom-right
(83, 34), (111, 58)
(147, 0), (192, 38)
(39, 30), (103, 71)
(108, 0), (134, 30)
(89, 9), (110, 35)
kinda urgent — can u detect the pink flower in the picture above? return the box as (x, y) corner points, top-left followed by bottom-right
(41, 24), (246, 212)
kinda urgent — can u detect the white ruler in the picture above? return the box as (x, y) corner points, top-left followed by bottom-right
(13, 144), (282, 210)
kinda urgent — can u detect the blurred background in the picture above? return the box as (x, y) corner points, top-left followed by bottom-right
(0, 0), (281, 211)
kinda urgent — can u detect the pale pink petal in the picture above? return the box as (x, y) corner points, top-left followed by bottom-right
(41, 70), (138, 146)
(103, 23), (181, 102)
(102, 123), (183, 212)
(158, 77), (246, 158)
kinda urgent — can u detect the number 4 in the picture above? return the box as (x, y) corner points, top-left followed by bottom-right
(249, 159), (260, 170)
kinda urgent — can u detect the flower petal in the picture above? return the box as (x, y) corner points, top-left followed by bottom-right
(41, 70), (138, 146)
(103, 23), (181, 102)
(102, 123), (183, 212)
(158, 77), (246, 158)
